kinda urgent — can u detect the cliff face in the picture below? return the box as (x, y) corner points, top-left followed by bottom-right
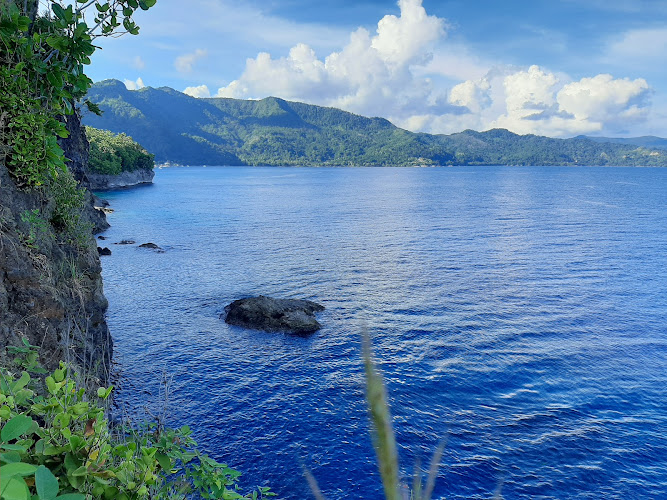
(86, 169), (155, 191)
(0, 112), (112, 385)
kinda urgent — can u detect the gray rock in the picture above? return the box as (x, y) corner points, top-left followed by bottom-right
(223, 295), (324, 335)
(116, 240), (135, 245)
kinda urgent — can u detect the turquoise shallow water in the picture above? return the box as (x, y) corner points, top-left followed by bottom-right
(99, 166), (667, 499)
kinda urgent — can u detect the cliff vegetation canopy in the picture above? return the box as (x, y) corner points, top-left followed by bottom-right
(86, 127), (154, 175)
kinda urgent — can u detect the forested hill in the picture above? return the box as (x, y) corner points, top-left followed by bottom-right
(84, 79), (667, 167)
(584, 135), (667, 151)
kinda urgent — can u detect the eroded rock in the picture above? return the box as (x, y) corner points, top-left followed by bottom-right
(223, 295), (324, 335)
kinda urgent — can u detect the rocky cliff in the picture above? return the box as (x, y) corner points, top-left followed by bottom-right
(86, 169), (155, 191)
(0, 112), (112, 385)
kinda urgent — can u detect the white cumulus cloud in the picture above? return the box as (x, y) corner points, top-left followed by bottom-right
(558, 74), (651, 123)
(184, 84), (211, 98)
(217, 0), (446, 120)
(124, 77), (145, 90)
(182, 0), (655, 137)
(394, 66), (652, 136)
(175, 49), (208, 74)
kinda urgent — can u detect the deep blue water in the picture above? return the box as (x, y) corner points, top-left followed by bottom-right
(99, 166), (667, 499)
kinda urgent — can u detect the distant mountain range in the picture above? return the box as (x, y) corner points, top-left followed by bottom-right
(83, 80), (667, 167)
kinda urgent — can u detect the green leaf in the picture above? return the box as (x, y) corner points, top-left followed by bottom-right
(11, 373), (30, 392)
(0, 476), (29, 500)
(51, 4), (66, 20)
(1, 415), (35, 442)
(42, 445), (61, 456)
(0, 444), (27, 452)
(71, 466), (88, 477)
(0, 451), (22, 464)
(54, 495), (86, 500)
(35, 465), (60, 500)
(155, 452), (171, 471)
(0, 462), (37, 479)
(45, 377), (56, 395)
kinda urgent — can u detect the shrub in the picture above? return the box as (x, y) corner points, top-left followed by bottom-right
(0, 343), (274, 500)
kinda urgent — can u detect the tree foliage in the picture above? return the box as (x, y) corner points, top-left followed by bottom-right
(0, 1), (157, 247)
(86, 127), (154, 175)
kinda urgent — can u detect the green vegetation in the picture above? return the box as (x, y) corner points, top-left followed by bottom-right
(86, 127), (154, 175)
(84, 80), (667, 167)
(0, 342), (275, 500)
(0, 0), (156, 248)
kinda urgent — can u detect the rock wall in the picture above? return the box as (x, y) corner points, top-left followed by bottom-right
(0, 113), (112, 385)
(86, 169), (155, 191)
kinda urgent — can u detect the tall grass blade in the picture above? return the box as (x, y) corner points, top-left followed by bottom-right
(412, 457), (423, 500)
(302, 464), (327, 500)
(363, 330), (401, 500)
(422, 439), (446, 500)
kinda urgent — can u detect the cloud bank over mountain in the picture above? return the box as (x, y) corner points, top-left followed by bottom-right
(177, 0), (654, 137)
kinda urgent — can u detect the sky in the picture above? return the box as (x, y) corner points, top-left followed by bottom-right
(85, 0), (667, 138)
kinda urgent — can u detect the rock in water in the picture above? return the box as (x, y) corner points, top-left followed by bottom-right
(223, 295), (325, 335)
(138, 242), (164, 252)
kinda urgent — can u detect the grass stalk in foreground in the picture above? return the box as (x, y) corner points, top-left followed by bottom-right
(305, 331), (445, 499)
(362, 330), (402, 500)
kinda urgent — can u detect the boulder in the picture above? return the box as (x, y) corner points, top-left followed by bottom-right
(97, 247), (111, 256)
(223, 295), (324, 335)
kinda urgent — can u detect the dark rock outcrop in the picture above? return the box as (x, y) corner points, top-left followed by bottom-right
(61, 111), (154, 192)
(138, 242), (163, 252)
(97, 247), (111, 256)
(1, 111), (112, 384)
(223, 295), (324, 335)
(61, 112), (110, 234)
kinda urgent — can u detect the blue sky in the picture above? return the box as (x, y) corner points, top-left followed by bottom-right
(86, 0), (667, 137)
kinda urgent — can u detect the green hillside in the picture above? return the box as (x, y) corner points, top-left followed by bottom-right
(83, 80), (667, 167)
(584, 135), (667, 151)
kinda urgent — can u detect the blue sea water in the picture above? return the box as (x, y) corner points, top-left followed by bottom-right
(99, 166), (667, 499)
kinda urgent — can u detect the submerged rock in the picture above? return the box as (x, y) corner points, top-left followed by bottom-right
(116, 240), (135, 245)
(223, 295), (324, 335)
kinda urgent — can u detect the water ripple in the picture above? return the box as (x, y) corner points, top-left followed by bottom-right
(101, 166), (667, 499)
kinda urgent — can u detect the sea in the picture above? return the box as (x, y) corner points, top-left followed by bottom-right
(98, 166), (667, 499)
